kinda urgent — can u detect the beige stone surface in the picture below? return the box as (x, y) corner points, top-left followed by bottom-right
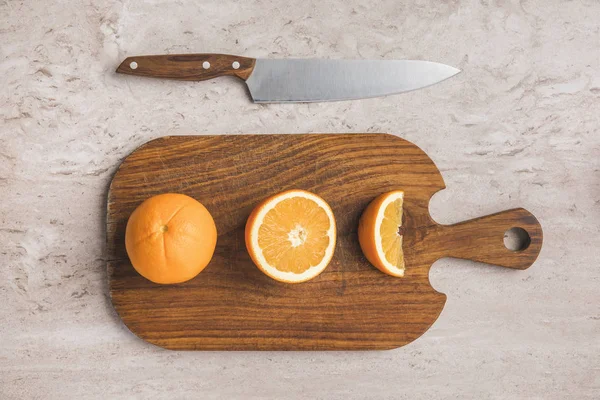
(1, 1), (599, 399)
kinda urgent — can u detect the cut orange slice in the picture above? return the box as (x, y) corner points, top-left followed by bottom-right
(358, 190), (405, 277)
(245, 189), (336, 283)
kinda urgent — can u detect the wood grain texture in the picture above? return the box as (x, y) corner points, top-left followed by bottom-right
(107, 134), (543, 351)
(116, 54), (256, 81)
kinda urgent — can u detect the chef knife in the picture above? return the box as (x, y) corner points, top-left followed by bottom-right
(116, 54), (460, 103)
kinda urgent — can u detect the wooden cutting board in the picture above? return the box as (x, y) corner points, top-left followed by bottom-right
(107, 134), (543, 350)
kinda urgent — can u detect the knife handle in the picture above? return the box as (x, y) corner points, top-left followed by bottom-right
(116, 54), (256, 81)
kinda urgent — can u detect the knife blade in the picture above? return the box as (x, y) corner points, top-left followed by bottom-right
(116, 54), (460, 103)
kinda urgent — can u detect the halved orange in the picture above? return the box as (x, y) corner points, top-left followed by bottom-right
(358, 190), (405, 277)
(245, 189), (336, 283)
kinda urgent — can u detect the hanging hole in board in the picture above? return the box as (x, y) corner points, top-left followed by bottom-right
(503, 227), (531, 252)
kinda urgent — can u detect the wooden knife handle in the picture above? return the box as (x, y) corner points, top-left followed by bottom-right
(116, 54), (256, 81)
(434, 208), (543, 270)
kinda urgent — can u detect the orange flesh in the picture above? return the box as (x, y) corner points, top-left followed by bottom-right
(258, 197), (331, 273)
(380, 197), (404, 268)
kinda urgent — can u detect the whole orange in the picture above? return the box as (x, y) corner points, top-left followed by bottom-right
(125, 193), (217, 284)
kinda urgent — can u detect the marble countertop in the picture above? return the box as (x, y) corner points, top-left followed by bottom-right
(1, 1), (599, 398)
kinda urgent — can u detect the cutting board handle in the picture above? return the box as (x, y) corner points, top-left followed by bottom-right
(436, 208), (543, 269)
(116, 54), (256, 81)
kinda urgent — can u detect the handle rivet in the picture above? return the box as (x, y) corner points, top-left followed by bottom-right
(129, 61), (138, 70)
(202, 61), (210, 69)
(232, 61), (240, 70)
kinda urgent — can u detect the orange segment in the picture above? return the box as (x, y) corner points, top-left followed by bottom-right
(245, 190), (336, 283)
(358, 190), (405, 277)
